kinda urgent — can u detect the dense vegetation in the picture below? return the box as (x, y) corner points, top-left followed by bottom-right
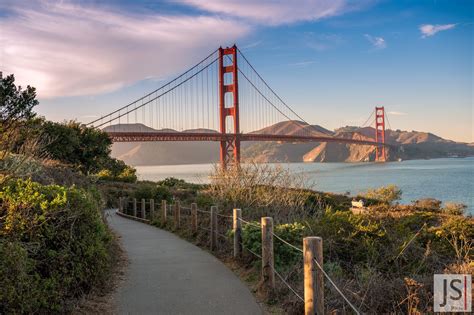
(0, 74), (127, 313)
(0, 180), (112, 312)
(2, 73), (471, 313)
(118, 163), (473, 314)
(208, 166), (473, 313)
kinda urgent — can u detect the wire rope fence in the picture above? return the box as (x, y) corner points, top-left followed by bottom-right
(117, 196), (361, 315)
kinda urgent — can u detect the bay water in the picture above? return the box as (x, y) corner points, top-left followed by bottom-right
(135, 157), (474, 215)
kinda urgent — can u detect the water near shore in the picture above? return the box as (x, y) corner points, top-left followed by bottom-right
(136, 158), (474, 214)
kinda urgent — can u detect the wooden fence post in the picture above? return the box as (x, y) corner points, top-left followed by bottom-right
(261, 217), (275, 295)
(162, 200), (167, 223)
(118, 197), (123, 213)
(150, 199), (155, 221)
(233, 208), (242, 258)
(210, 206), (218, 251)
(174, 201), (181, 229)
(303, 237), (324, 315)
(133, 198), (137, 217)
(141, 198), (146, 219)
(191, 203), (198, 233)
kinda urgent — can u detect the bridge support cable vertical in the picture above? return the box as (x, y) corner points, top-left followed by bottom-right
(89, 52), (219, 129)
(375, 106), (386, 162)
(236, 48), (324, 138)
(218, 45), (241, 169)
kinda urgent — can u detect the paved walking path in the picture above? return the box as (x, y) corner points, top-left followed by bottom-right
(106, 210), (261, 315)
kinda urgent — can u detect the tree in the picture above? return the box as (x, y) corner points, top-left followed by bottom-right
(40, 120), (114, 174)
(0, 73), (135, 180)
(0, 74), (38, 133)
(1, 74), (40, 183)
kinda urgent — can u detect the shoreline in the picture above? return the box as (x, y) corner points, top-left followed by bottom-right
(132, 158), (474, 215)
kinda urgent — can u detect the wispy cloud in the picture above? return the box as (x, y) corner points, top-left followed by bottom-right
(419, 23), (456, 38)
(288, 61), (316, 67)
(364, 34), (386, 49)
(176, 0), (371, 25)
(388, 111), (408, 116)
(241, 40), (262, 50)
(0, 1), (249, 98)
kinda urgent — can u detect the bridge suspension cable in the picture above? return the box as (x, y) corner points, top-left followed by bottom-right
(88, 49), (219, 129)
(90, 52), (220, 130)
(89, 44), (390, 164)
(237, 48), (323, 136)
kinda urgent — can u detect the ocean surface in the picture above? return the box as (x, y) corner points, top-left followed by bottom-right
(135, 158), (474, 215)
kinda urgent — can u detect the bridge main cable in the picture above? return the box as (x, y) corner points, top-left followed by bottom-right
(87, 48), (218, 127)
(237, 48), (321, 135)
(91, 54), (219, 129)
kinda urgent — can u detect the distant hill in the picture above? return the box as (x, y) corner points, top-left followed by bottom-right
(251, 120), (333, 136)
(107, 122), (474, 165)
(104, 124), (220, 165)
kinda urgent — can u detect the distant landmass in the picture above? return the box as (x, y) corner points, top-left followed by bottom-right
(104, 122), (474, 165)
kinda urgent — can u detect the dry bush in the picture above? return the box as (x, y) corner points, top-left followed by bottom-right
(0, 135), (45, 185)
(207, 162), (318, 221)
(0, 120), (54, 186)
(442, 202), (467, 215)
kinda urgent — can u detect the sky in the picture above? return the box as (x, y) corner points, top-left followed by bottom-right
(0, 0), (472, 142)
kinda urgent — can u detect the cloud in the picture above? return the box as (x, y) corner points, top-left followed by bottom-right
(364, 34), (386, 49)
(388, 111), (408, 116)
(0, 1), (249, 98)
(176, 0), (369, 25)
(240, 40), (262, 50)
(288, 61), (316, 67)
(419, 23), (456, 38)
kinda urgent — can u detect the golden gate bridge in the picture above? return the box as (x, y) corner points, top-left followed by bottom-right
(88, 45), (389, 168)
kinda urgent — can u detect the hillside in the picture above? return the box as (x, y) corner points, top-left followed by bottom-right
(107, 122), (474, 165)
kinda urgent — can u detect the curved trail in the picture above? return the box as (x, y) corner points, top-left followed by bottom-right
(106, 210), (261, 314)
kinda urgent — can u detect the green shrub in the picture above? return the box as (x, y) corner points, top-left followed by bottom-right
(158, 177), (188, 188)
(0, 179), (113, 313)
(306, 209), (388, 266)
(413, 198), (442, 212)
(94, 165), (137, 183)
(433, 217), (474, 262)
(196, 192), (213, 209)
(363, 185), (402, 205)
(133, 183), (172, 202)
(241, 222), (306, 271)
(117, 165), (137, 183)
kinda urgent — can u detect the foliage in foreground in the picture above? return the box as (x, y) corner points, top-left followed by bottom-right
(194, 164), (473, 314)
(1, 74), (137, 185)
(0, 179), (114, 313)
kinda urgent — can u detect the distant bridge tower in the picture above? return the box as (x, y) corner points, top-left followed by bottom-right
(375, 106), (386, 162)
(218, 45), (240, 169)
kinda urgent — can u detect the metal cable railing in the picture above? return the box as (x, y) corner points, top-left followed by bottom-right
(118, 198), (361, 314)
(238, 219), (304, 303)
(216, 213), (233, 219)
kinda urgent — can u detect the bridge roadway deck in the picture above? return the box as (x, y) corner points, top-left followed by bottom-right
(107, 131), (386, 146)
(106, 209), (262, 314)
